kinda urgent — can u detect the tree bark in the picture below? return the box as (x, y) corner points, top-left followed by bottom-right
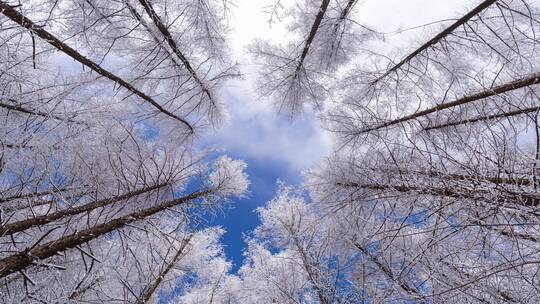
(0, 183), (169, 236)
(423, 106), (540, 131)
(353, 243), (427, 303)
(292, 235), (328, 304)
(0, 187), (76, 204)
(361, 167), (533, 186)
(0, 99), (82, 124)
(293, 0), (331, 76)
(469, 219), (538, 243)
(328, 0), (358, 64)
(2, 199), (54, 214)
(355, 73), (540, 135)
(439, 260), (518, 303)
(0, 189), (210, 278)
(336, 181), (540, 207)
(136, 0), (216, 106)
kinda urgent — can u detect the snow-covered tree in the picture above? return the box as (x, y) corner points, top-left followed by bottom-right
(250, 0), (376, 117)
(0, 0), (248, 302)
(251, 0), (540, 302)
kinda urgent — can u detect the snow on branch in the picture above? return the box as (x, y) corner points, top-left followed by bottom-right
(209, 156), (249, 197)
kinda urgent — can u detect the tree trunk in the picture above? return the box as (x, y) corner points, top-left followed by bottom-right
(135, 234), (193, 304)
(423, 106), (540, 131)
(293, 0), (331, 76)
(370, 0), (497, 85)
(0, 187), (77, 204)
(0, 183), (169, 236)
(0, 189), (210, 278)
(439, 260), (517, 302)
(361, 167), (533, 186)
(355, 73), (540, 135)
(336, 181), (540, 207)
(0, 99), (82, 124)
(292, 235), (328, 304)
(136, 0), (215, 106)
(353, 243), (427, 303)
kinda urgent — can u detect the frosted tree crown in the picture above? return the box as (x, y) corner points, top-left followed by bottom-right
(209, 156), (249, 196)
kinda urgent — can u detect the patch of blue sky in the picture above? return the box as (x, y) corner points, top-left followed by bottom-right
(414, 277), (432, 294)
(377, 207), (432, 229)
(159, 271), (198, 303)
(202, 153), (302, 273)
(364, 241), (381, 254)
(325, 254), (368, 302)
(174, 147), (305, 273)
(31, 120), (48, 134)
(103, 230), (118, 241)
(137, 121), (161, 141)
(0, 160), (77, 213)
(353, 290), (372, 304)
(1, 168), (20, 185)
(446, 215), (461, 230)
(358, 243), (432, 303)
(1, 165), (60, 192)
(403, 209), (431, 229)
(187, 90), (329, 273)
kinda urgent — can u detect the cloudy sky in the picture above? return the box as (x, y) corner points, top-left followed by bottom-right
(200, 0), (473, 272)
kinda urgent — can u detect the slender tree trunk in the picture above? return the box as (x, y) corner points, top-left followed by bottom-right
(434, 209), (538, 243)
(424, 106), (540, 131)
(355, 73), (540, 135)
(68, 276), (102, 301)
(336, 181), (540, 207)
(3, 144), (34, 149)
(326, 0), (358, 68)
(370, 0), (497, 85)
(360, 167), (533, 186)
(0, 2), (194, 132)
(0, 187), (77, 204)
(136, 0), (216, 105)
(534, 111), (540, 189)
(0, 183), (169, 236)
(353, 243), (427, 303)
(292, 235), (328, 304)
(1, 189), (90, 213)
(135, 234), (193, 304)
(0, 189), (211, 278)
(337, 0), (358, 24)
(0, 99), (82, 124)
(439, 260), (517, 302)
(2, 199), (54, 214)
(123, 1), (189, 80)
(468, 219), (538, 243)
(294, 0), (331, 76)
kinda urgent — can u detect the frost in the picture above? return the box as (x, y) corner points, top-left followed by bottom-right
(209, 156), (249, 196)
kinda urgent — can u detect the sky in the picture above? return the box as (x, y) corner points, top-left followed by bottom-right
(199, 85), (332, 273)
(199, 0), (474, 273)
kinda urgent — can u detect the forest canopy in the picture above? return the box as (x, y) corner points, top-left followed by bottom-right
(0, 0), (539, 303)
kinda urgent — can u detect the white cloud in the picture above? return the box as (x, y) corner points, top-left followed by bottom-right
(204, 82), (333, 172)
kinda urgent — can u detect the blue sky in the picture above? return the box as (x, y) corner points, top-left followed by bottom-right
(199, 91), (331, 272)
(205, 155), (301, 273)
